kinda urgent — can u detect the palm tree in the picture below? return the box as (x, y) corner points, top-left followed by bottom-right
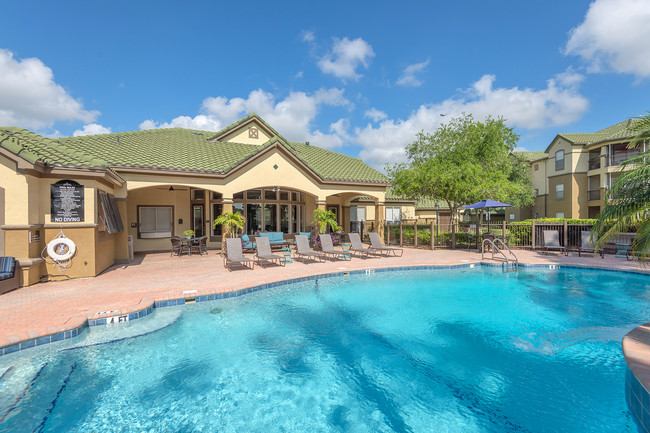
(213, 211), (246, 256)
(593, 113), (650, 262)
(312, 208), (341, 234)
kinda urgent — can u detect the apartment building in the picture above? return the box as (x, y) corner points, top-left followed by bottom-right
(516, 119), (645, 220)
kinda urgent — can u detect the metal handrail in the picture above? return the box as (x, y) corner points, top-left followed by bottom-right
(482, 238), (518, 270)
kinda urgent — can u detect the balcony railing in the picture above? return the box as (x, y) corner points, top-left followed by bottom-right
(611, 149), (641, 166)
(588, 190), (600, 201)
(588, 158), (601, 170)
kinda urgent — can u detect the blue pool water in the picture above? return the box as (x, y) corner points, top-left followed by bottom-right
(1, 267), (650, 432)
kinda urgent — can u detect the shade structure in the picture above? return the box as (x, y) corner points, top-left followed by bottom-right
(464, 199), (513, 234)
(463, 199), (513, 209)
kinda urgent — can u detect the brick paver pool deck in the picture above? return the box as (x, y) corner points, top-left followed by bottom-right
(1, 247), (648, 348)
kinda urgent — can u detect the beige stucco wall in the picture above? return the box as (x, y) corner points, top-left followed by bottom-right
(530, 159), (547, 195)
(220, 122), (272, 145)
(0, 155), (34, 225)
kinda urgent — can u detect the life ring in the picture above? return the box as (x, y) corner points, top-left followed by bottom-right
(47, 237), (76, 261)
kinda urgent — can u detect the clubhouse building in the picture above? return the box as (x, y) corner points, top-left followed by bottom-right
(0, 114), (399, 286)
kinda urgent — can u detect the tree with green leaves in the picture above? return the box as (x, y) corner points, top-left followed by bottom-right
(213, 211), (246, 256)
(312, 208), (341, 234)
(592, 113), (650, 262)
(387, 113), (534, 247)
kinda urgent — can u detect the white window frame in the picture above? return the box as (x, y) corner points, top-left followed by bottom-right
(555, 212), (565, 219)
(555, 183), (564, 200)
(385, 207), (402, 223)
(509, 213), (515, 221)
(139, 206), (173, 239)
(555, 150), (565, 171)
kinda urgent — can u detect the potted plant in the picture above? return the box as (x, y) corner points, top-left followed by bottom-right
(183, 229), (196, 239)
(213, 211), (246, 256)
(312, 209), (341, 249)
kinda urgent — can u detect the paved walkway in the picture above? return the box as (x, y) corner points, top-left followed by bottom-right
(0, 247), (648, 348)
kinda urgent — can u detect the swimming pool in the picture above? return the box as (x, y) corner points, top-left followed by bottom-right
(1, 266), (649, 432)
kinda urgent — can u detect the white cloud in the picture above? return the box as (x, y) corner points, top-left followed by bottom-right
(356, 72), (589, 167)
(317, 37), (375, 81)
(140, 88), (353, 148)
(73, 123), (112, 136)
(0, 49), (98, 129)
(301, 31), (315, 43)
(364, 108), (388, 122)
(565, 0), (650, 79)
(396, 59), (430, 87)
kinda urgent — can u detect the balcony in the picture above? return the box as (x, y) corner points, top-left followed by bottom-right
(588, 190), (600, 201)
(588, 158), (601, 170)
(610, 149), (641, 166)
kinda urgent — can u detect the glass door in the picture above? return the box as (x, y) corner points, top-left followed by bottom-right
(192, 205), (204, 237)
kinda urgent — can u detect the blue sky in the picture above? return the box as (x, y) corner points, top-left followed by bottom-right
(1, 0), (649, 168)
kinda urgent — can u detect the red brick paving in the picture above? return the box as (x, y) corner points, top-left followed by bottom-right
(0, 247), (648, 348)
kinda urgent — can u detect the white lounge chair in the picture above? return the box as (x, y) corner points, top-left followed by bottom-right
(255, 236), (285, 267)
(319, 234), (351, 261)
(295, 234), (325, 263)
(578, 230), (603, 258)
(542, 230), (567, 256)
(368, 232), (403, 257)
(348, 233), (380, 258)
(224, 238), (255, 271)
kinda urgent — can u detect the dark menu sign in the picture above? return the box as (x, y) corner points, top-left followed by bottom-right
(51, 180), (84, 222)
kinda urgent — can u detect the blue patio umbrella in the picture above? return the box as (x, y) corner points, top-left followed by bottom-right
(463, 199), (513, 210)
(463, 199), (513, 232)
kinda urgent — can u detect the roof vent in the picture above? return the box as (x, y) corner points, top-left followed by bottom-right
(305, 141), (310, 146)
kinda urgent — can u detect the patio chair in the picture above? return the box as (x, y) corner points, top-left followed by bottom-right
(542, 230), (567, 256)
(198, 236), (208, 254)
(368, 232), (403, 257)
(348, 233), (380, 258)
(224, 238), (255, 271)
(255, 236), (285, 268)
(294, 234), (325, 263)
(189, 236), (207, 256)
(319, 233), (351, 261)
(170, 236), (185, 257)
(578, 230), (604, 258)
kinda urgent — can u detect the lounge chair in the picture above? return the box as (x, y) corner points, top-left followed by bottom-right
(348, 233), (380, 258)
(255, 236), (285, 267)
(368, 232), (403, 257)
(578, 230), (603, 258)
(319, 234), (351, 261)
(294, 234), (325, 263)
(224, 238), (255, 271)
(542, 230), (567, 256)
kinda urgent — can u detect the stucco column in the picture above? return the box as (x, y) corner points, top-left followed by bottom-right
(317, 200), (327, 212)
(375, 202), (385, 238)
(219, 198), (233, 250)
(342, 206), (350, 232)
(114, 198), (130, 261)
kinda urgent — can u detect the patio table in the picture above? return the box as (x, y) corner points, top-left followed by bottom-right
(181, 237), (201, 256)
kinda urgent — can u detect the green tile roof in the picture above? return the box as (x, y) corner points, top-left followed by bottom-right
(558, 118), (642, 145)
(0, 114), (389, 184)
(413, 197), (448, 210)
(514, 151), (547, 161)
